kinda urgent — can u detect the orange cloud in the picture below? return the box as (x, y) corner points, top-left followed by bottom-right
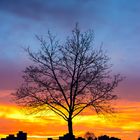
(0, 90), (140, 140)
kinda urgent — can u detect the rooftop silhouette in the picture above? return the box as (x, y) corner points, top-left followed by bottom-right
(1, 131), (125, 140)
(1, 131), (27, 140)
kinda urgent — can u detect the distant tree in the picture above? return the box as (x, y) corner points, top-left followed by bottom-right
(13, 24), (122, 137)
(98, 135), (121, 140)
(84, 132), (96, 140)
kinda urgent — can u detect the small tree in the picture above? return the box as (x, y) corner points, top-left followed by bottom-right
(14, 25), (122, 137)
(84, 132), (96, 140)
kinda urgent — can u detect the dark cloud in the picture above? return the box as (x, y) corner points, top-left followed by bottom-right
(0, 0), (48, 20)
(0, 0), (108, 28)
(0, 0), (85, 23)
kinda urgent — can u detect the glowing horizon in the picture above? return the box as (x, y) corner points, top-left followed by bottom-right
(0, 90), (139, 140)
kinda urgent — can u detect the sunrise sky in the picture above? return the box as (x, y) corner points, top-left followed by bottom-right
(0, 0), (140, 140)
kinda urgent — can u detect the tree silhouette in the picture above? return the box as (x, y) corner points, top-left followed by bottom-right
(84, 131), (96, 140)
(14, 24), (122, 137)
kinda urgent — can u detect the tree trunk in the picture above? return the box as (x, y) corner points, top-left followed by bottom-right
(68, 117), (73, 136)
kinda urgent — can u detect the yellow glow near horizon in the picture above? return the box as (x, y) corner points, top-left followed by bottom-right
(0, 98), (140, 140)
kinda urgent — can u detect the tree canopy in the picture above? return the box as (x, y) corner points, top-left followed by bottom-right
(14, 24), (122, 136)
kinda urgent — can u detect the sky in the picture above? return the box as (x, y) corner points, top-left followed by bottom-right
(0, 0), (140, 140)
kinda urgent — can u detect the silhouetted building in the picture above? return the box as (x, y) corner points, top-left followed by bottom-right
(17, 131), (27, 140)
(63, 133), (75, 140)
(1, 131), (27, 140)
(59, 136), (63, 140)
(6, 135), (16, 140)
(98, 135), (110, 140)
(110, 137), (121, 140)
(58, 133), (75, 140)
(76, 137), (85, 140)
(48, 138), (53, 140)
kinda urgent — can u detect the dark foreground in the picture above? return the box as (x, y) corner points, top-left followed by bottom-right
(0, 131), (124, 140)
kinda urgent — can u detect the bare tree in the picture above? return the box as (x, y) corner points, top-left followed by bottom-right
(84, 132), (96, 140)
(14, 25), (122, 137)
